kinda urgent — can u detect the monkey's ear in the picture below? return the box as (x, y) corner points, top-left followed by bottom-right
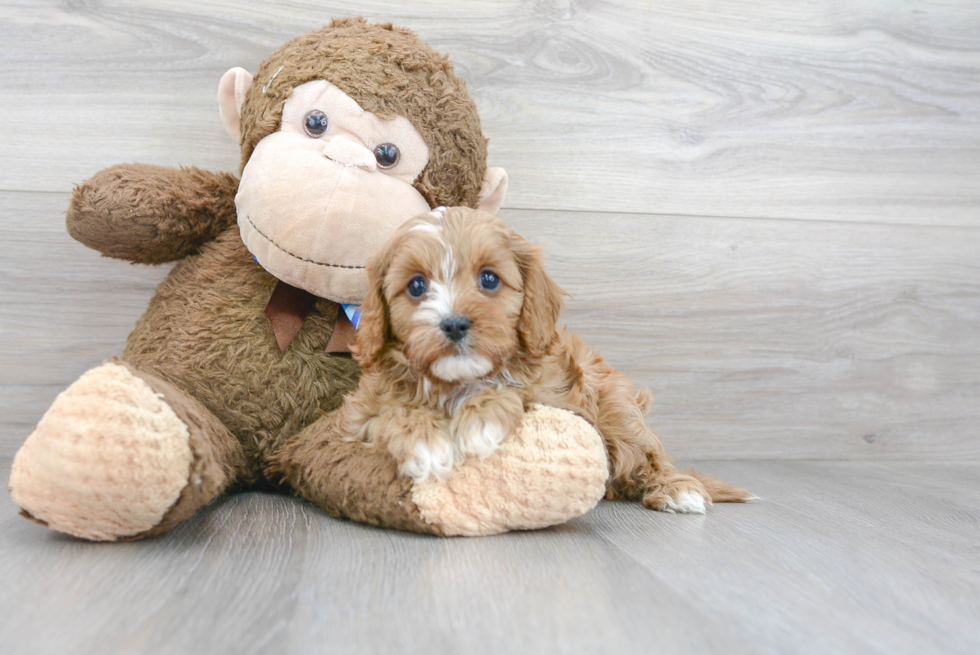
(218, 67), (254, 142)
(477, 168), (508, 214)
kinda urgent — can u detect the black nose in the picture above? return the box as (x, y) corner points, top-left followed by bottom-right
(440, 316), (472, 343)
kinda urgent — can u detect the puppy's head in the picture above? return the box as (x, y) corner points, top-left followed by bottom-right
(353, 207), (564, 382)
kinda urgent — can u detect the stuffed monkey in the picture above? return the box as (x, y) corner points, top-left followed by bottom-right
(7, 18), (609, 540)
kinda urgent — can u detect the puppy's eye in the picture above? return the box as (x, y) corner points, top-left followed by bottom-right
(479, 270), (501, 291)
(374, 143), (400, 169)
(304, 110), (329, 137)
(407, 275), (428, 298)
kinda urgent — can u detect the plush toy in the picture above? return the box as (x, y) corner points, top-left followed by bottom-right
(7, 18), (609, 540)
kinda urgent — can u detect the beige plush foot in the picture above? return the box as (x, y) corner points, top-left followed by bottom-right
(8, 362), (193, 541)
(411, 405), (609, 536)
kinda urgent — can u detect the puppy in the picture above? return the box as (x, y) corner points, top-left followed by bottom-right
(340, 206), (752, 514)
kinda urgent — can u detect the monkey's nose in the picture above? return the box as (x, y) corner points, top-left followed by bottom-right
(440, 316), (472, 343)
(321, 137), (377, 171)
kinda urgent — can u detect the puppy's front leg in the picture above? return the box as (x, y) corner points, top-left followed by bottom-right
(374, 406), (455, 482)
(450, 388), (525, 461)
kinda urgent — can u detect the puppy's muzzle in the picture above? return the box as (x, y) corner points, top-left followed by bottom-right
(440, 316), (471, 343)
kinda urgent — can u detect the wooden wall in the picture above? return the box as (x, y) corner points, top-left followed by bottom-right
(1, 1), (978, 459)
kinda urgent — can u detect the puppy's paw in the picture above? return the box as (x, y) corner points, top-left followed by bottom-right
(453, 417), (508, 460)
(645, 490), (708, 514)
(449, 388), (524, 461)
(643, 476), (711, 515)
(373, 406), (455, 483)
(398, 437), (455, 483)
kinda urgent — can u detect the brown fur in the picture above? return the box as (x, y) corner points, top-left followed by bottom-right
(120, 226), (363, 481)
(342, 208), (753, 508)
(119, 363), (247, 539)
(240, 17), (488, 209)
(67, 164), (240, 264)
(55, 19), (494, 535)
(271, 413), (444, 535)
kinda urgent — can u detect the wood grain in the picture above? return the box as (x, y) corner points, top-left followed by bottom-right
(0, 191), (173, 451)
(2, 458), (978, 655)
(1, 1), (978, 225)
(588, 459), (980, 655)
(2, 4), (978, 654)
(3, 193), (978, 459)
(501, 207), (980, 460)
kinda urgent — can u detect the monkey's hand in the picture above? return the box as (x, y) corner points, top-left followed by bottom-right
(67, 163), (239, 264)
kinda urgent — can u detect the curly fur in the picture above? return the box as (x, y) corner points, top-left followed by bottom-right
(14, 19), (615, 540)
(66, 19), (493, 484)
(341, 208), (754, 509)
(55, 19), (494, 530)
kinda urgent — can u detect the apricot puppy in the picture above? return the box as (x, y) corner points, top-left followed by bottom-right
(340, 207), (752, 513)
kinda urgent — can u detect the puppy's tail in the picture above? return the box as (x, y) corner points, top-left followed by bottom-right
(689, 470), (757, 504)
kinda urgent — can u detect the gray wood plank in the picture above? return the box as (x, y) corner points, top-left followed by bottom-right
(274, 510), (757, 655)
(3, 192), (978, 460)
(1, 1), (979, 225)
(0, 191), (173, 451)
(586, 460), (980, 655)
(0, 458), (758, 655)
(501, 208), (980, 460)
(2, 458), (978, 655)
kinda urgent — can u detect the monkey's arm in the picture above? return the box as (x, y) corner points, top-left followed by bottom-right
(67, 164), (239, 264)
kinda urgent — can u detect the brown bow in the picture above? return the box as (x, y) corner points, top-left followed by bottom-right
(264, 280), (356, 354)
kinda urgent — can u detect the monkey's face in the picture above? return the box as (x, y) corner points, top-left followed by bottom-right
(235, 81), (432, 303)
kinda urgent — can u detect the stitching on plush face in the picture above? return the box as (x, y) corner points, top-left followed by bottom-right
(241, 212), (365, 270)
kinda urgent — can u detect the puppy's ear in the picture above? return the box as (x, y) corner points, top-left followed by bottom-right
(351, 242), (394, 368)
(511, 234), (565, 357)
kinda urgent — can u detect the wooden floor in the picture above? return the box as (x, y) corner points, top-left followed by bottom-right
(2, 457), (978, 655)
(2, 2), (979, 654)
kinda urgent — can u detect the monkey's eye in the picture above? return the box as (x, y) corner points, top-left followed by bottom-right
(304, 110), (329, 137)
(374, 143), (400, 169)
(407, 275), (428, 299)
(479, 270), (501, 292)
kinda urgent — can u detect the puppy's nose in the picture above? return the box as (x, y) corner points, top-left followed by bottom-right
(440, 316), (472, 343)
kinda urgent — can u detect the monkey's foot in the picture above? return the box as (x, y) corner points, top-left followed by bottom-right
(276, 404), (609, 537)
(8, 362), (194, 540)
(411, 405), (609, 536)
